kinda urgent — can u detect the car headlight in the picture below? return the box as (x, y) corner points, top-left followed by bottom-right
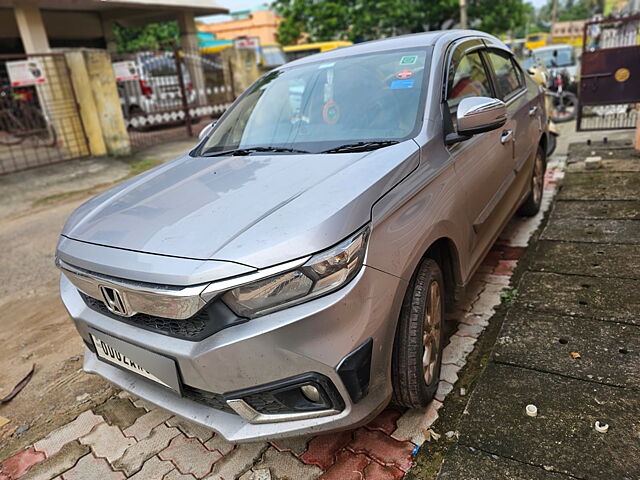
(222, 226), (370, 318)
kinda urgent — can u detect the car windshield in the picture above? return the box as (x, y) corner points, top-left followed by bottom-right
(198, 48), (431, 155)
(532, 48), (574, 68)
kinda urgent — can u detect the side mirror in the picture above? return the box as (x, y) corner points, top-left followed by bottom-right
(445, 97), (507, 145)
(198, 121), (216, 141)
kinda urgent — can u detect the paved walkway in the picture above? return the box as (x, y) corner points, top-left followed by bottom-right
(437, 142), (640, 479)
(0, 154), (565, 480)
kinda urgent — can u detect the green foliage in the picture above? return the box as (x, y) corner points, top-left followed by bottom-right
(271, 0), (532, 45)
(537, 0), (599, 23)
(500, 288), (518, 306)
(113, 21), (180, 53)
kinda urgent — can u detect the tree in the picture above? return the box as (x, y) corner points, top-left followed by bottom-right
(271, 0), (531, 45)
(113, 21), (180, 53)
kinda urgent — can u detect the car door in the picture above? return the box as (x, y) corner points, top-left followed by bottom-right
(444, 40), (514, 273)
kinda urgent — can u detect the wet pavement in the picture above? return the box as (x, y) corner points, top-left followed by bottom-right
(437, 141), (640, 479)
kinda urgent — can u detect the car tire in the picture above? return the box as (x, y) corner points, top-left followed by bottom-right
(518, 145), (546, 217)
(391, 258), (445, 408)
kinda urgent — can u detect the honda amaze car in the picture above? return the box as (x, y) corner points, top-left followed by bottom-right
(56, 30), (547, 442)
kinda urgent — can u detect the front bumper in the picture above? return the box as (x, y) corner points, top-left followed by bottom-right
(60, 265), (405, 442)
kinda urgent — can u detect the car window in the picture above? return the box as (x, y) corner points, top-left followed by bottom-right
(200, 48), (432, 154)
(486, 50), (523, 100)
(446, 50), (493, 126)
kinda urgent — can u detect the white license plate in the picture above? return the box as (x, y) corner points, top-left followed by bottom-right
(91, 333), (173, 389)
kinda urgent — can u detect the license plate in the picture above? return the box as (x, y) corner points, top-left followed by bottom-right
(90, 331), (180, 392)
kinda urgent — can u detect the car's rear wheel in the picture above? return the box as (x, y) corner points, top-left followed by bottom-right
(518, 145), (546, 217)
(392, 258), (445, 408)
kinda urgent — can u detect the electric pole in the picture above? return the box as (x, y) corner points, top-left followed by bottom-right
(551, 0), (558, 25)
(460, 0), (468, 29)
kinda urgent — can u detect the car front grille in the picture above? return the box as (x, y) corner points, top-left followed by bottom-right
(81, 293), (246, 342)
(181, 385), (236, 414)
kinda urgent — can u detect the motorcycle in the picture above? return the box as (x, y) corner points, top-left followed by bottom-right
(547, 71), (578, 123)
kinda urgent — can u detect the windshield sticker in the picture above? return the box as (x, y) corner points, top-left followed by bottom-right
(399, 55), (418, 65)
(390, 79), (415, 89)
(322, 100), (340, 124)
(396, 69), (414, 80)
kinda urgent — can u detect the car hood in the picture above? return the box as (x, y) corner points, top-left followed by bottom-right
(62, 142), (419, 270)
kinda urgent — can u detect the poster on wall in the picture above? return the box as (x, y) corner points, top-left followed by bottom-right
(6, 59), (46, 87)
(112, 61), (139, 82)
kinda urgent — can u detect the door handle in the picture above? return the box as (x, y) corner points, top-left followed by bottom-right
(500, 129), (513, 144)
(529, 106), (538, 116)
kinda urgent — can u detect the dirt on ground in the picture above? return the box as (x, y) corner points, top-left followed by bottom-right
(0, 139), (195, 460)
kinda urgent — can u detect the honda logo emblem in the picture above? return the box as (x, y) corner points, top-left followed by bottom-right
(99, 285), (129, 316)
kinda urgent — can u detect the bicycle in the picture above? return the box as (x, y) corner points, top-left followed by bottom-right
(0, 87), (57, 146)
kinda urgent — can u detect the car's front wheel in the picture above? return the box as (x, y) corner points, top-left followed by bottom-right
(391, 258), (445, 408)
(518, 145), (546, 217)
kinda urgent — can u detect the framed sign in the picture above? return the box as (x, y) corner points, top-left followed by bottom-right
(7, 59), (46, 87)
(112, 61), (139, 82)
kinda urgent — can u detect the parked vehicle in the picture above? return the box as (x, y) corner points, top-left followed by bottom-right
(525, 32), (551, 50)
(57, 31), (548, 442)
(528, 64), (559, 154)
(0, 86), (56, 146)
(283, 41), (353, 62)
(524, 44), (579, 90)
(118, 52), (196, 127)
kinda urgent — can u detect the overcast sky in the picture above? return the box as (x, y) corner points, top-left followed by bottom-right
(200, 0), (548, 24)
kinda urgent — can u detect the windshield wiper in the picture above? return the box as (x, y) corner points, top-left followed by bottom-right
(321, 140), (400, 154)
(203, 146), (310, 157)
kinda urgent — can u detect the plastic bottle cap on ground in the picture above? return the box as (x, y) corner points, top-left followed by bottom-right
(526, 404), (538, 417)
(595, 421), (609, 433)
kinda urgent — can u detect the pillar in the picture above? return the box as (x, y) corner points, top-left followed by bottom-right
(13, 4), (49, 53)
(177, 11), (207, 105)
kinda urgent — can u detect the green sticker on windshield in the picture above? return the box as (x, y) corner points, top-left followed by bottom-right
(400, 55), (418, 65)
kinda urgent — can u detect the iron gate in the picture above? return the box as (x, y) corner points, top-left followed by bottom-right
(578, 14), (640, 131)
(112, 45), (235, 152)
(0, 53), (90, 175)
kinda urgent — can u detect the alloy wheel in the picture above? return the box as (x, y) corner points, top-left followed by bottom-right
(422, 280), (442, 385)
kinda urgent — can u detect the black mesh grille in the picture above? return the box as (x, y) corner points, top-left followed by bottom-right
(243, 393), (293, 415)
(182, 385), (236, 414)
(81, 293), (246, 342)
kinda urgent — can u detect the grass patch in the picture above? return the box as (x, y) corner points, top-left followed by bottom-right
(499, 288), (518, 307)
(126, 156), (163, 178)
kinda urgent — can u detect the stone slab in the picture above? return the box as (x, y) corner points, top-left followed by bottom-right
(530, 241), (640, 279)
(93, 397), (147, 430)
(439, 445), (568, 479)
(21, 442), (89, 480)
(541, 218), (640, 244)
(514, 271), (639, 325)
(551, 200), (640, 220)
(458, 363), (640, 479)
(566, 158), (640, 173)
(557, 172), (640, 201)
(495, 310), (640, 388)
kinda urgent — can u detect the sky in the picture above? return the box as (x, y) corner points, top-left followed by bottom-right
(200, 0), (549, 24)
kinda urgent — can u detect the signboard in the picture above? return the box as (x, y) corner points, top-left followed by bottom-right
(112, 61), (139, 82)
(6, 59), (46, 87)
(233, 37), (260, 49)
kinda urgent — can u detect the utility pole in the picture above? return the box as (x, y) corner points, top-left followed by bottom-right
(460, 0), (468, 29)
(551, 0), (558, 25)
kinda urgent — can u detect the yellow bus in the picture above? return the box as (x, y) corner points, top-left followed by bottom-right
(525, 33), (551, 50)
(283, 41), (353, 62)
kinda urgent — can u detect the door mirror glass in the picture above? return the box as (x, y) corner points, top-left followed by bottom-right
(456, 96), (507, 136)
(198, 121), (216, 141)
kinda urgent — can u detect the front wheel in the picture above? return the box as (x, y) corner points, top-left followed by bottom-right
(549, 91), (577, 123)
(518, 145), (546, 217)
(392, 258), (445, 408)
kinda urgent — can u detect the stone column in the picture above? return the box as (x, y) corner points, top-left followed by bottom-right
(177, 11), (207, 105)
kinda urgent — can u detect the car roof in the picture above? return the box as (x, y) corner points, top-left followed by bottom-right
(532, 44), (574, 52)
(281, 30), (501, 69)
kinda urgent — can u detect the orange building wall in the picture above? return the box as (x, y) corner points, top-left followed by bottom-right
(199, 10), (282, 45)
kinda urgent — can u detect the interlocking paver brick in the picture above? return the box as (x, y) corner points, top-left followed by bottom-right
(94, 396), (147, 430)
(113, 423), (181, 476)
(440, 363), (460, 384)
(434, 380), (454, 402)
(363, 461), (405, 479)
(204, 435), (235, 456)
(460, 313), (490, 327)
(251, 447), (321, 480)
(123, 408), (173, 441)
(205, 442), (268, 480)
(61, 454), (125, 480)
(34, 411), (103, 458)
(299, 430), (353, 469)
(79, 422), (136, 463)
(364, 409), (402, 435)
(0, 448), (45, 479)
(391, 401), (440, 444)
(162, 469), (197, 480)
(348, 428), (414, 472)
(160, 435), (222, 478)
(239, 468), (271, 480)
(270, 436), (312, 456)
(317, 450), (370, 480)
(20, 441), (89, 480)
(167, 417), (214, 443)
(442, 335), (476, 367)
(128, 456), (174, 480)
(493, 259), (518, 276)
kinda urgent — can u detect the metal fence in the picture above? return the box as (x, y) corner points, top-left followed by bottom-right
(112, 46), (235, 152)
(578, 14), (640, 131)
(0, 53), (89, 175)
